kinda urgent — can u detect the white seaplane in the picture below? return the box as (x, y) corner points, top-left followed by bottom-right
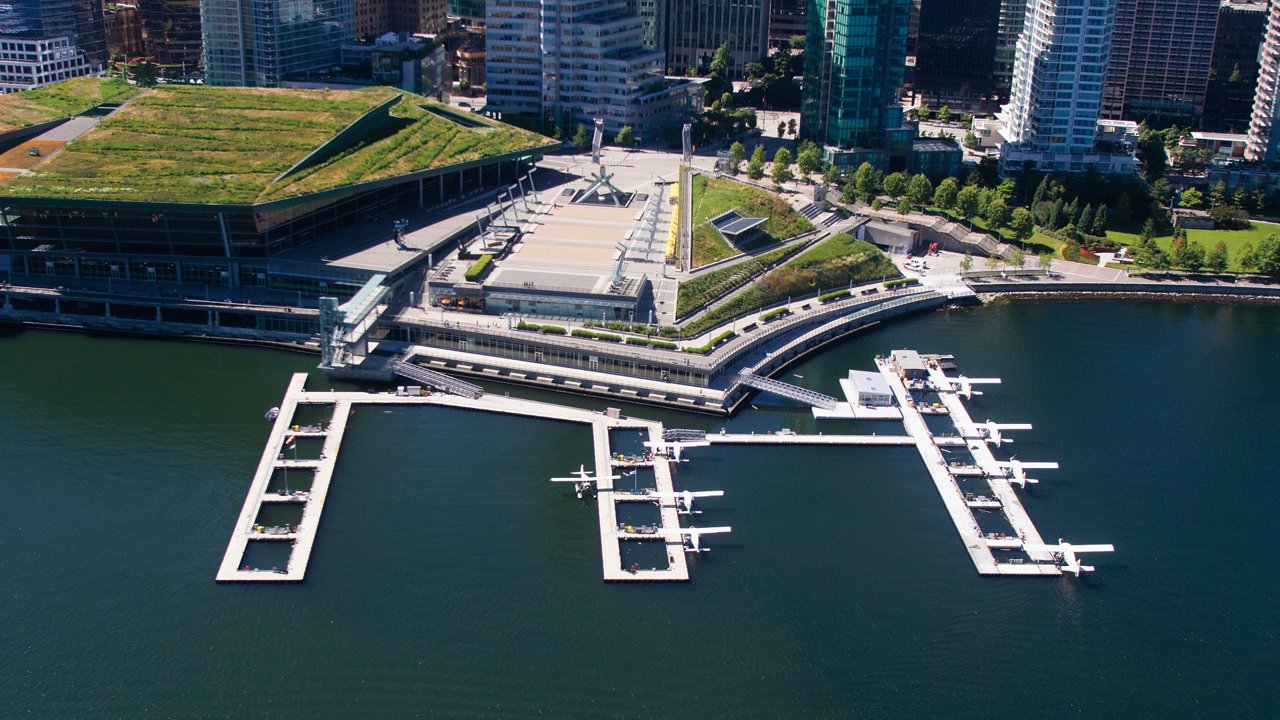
(643, 439), (710, 462)
(1024, 538), (1116, 576)
(990, 457), (1059, 488)
(974, 420), (1034, 448)
(645, 489), (725, 514)
(937, 375), (1002, 399)
(549, 465), (620, 499)
(657, 525), (732, 552)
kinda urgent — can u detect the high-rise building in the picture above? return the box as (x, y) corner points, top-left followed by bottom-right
(913, 0), (1000, 111)
(486, 0), (701, 138)
(626, 0), (666, 52)
(447, 0), (486, 21)
(354, 0), (446, 40)
(0, 0), (105, 91)
(104, 3), (144, 59)
(201, 0), (354, 87)
(768, 0), (806, 47)
(1102, 0), (1220, 126)
(1205, 0), (1268, 133)
(998, 0), (1136, 173)
(1246, 0), (1280, 161)
(139, 0), (202, 69)
(665, 0), (770, 78)
(992, 0), (1026, 100)
(801, 0), (912, 170)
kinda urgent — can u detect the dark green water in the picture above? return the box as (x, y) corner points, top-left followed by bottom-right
(1, 300), (1277, 719)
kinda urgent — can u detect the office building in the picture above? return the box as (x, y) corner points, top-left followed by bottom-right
(1102, 0), (1219, 126)
(626, 0), (666, 51)
(104, 3), (143, 59)
(769, 0), (806, 47)
(486, 0), (701, 138)
(913, 0), (1000, 111)
(993, 0), (1026, 99)
(1205, 0), (1268, 133)
(0, 0), (105, 91)
(201, 0), (353, 87)
(1247, 0), (1280, 161)
(354, 0), (446, 40)
(138, 0), (202, 69)
(447, 0), (486, 21)
(665, 0), (770, 78)
(800, 0), (912, 170)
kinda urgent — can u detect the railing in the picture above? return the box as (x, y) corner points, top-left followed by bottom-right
(392, 360), (484, 399)
(735, 369), (839, 410)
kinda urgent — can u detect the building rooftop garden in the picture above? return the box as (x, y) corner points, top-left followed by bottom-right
(0, 77), (142, 135)
(0, 84), (554, 205)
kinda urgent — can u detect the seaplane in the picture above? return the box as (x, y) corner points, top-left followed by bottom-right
(938, 376), (1001, 399)
(976, 420), (1034, 447)
(990, 457), (1059, 488)
(657, 526), (732, 552)
(645, 489), (725, 514)
(1023, 538), (1116, 576)
(643, 439), (710, 462)
(549, 465), (620, 499)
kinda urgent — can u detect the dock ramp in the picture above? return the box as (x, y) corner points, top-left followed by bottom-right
(663, 428), (707, 442)
(736, 369), (838, 411)
(392, 361), (484, 399)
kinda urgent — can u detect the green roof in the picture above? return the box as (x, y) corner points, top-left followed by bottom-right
(0, 77), (142, 135)
(0, 84), (554, 205)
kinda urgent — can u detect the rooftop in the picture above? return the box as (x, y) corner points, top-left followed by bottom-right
(0, 77), (141, 135)
(0, 83), (553, 205)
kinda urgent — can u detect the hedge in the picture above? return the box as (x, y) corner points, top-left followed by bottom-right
(759, 307), (790, 322)
(464, 254), (493, 282)
(819, 289), (851, 302)
(571, 329), (622, 342)
(625, 337), (678, 350)
(884, 277), (919, 288)
(682, 330), (736, 355)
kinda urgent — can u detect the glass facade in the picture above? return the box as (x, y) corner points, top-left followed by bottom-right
(201, 0), (353, 87)
(139, 0), (203, 69)
(914, 0), (999, 110)
(801, 0), (910, 167)
(0, 0), (105, 64)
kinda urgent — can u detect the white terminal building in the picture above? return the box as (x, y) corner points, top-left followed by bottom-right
(994, 0), (1138, 175)
(485, 0), (703, 139)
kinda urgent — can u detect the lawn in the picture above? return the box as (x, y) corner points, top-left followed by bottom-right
(0, 77), (141, 134)
(1, 85), (553, 204)
(689, 174), (813, 268)
(1107, 221), (1280, 271)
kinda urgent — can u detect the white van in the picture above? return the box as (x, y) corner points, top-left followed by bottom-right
(904, 258), (927, 272)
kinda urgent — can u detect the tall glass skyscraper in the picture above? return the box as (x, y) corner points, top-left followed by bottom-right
(800, 0), (912, 169)
(201, 0), (353, 87)
(139, 0), (203, 69)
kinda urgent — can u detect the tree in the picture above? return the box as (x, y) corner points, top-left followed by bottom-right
(796, 144), (822, 178)
(1011, 207), (1034, 242)
(746, 145), (767, 180)
(1078, 204), (1095, 235)
(1092, 204), (1109, 236)
(906, 173), (933, 209)
(787, 118), (797, 136)
(1238, 241), (1260, 272)
(956, 184), (983, 222)
(132, 61), (158, 88)
(882, 171), (908, 199)
(985, 196), (1010, 230)
(729, 141), (746, 173)
(1205, 240), (1230, 273)
(744, 61), (765, 80)
(1038, 251), (1053, 274)
(777, 120), (787, 137)
(1257, 233), (1280, 276)
(709, 42), (731, 78)
(572, 123), (589, 150)
(963, 131), (979, 149)
(1209, 180), (1228, 209)
(823, 163), (840, 186)
(985, 253), (1002, 270)
(918, 104), (934, 121)
(933, 177), (959, 212)
(960, 251), (973, 272)
(897, 199), (912, 215)
(1137, 126), (1168, 180)
(614, 125), (634, 146)
(1180, 187), (1204, 208)
(870, 197), (884, 211)
(1140, 218), (1156, 244)
(1010, 247), (1026, 269)
(854, 162), (882, 200)
(770, 147), (794, 186)
(938, 105), (951, 123)
(841, 177), (859, 205)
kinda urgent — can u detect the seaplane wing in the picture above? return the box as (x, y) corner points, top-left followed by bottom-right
(656, 526), (732, 537)
(549, 474), (620, 483)
(992, 461), (1060, 469)
(1024, 542), (1115, 554)
(646, 490), (725, 499)
(1066, 543), (1115, 554)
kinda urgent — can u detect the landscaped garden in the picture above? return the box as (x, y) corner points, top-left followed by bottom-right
(1, 84), (553, 204)
(0, 77), (141, 135)
(689, 174), (813, 267)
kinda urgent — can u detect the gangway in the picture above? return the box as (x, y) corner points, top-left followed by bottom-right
(392, 360), (484, 399)
(663, 428), (707, 442)
(736, 369), (838, 411)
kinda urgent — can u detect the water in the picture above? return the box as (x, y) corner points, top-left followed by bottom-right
(1, 300), (1277, 719)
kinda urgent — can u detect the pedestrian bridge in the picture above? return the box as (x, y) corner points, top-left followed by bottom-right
(735, 369), (838, 411)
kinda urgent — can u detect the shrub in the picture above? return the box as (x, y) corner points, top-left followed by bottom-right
(464, 254), (493, 281)
(682, 330), (736, 354)
(760, 307), (790, 322)
(884, 277), (920, 288)
(625, 337), (678, 350)
(539, 325), (567, 335)
(819, 289), (851, 302)
(571, 329), (622, 342)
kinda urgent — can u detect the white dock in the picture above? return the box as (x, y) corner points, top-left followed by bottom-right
(874, 357), (1061, 576)
(704, 432), (967, 446)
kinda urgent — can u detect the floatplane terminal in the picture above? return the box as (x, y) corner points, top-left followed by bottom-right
(218, 350), (1113, 583)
